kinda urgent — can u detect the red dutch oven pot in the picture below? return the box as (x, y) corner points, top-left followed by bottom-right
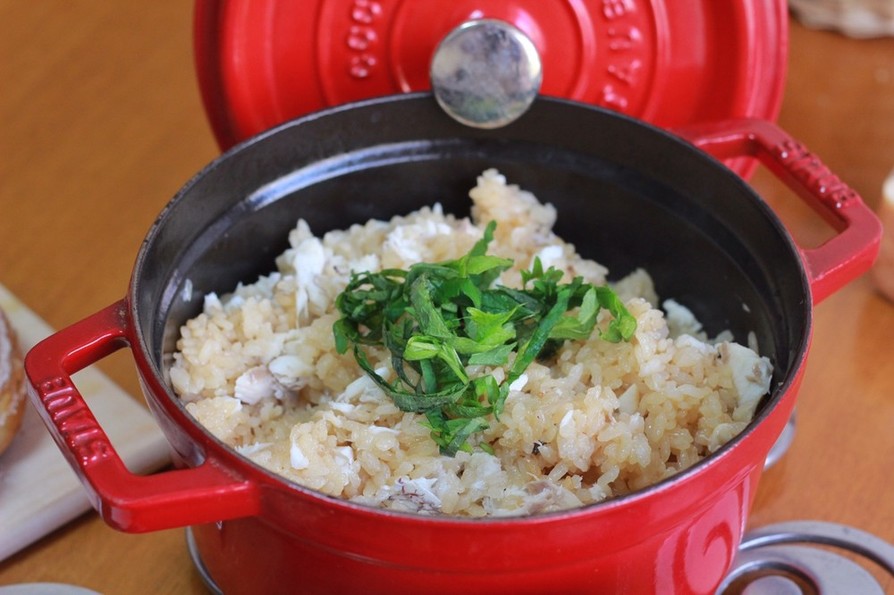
(24, 93), (880, 594)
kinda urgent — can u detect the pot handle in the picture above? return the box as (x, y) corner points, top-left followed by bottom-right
(674, 118), (882, 304)
(24, 300), (260, 532)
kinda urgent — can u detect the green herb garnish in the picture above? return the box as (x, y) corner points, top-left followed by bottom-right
(333, 221), (636, 455)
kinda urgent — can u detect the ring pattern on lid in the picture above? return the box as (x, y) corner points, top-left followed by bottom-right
(194, 0), (788, 177)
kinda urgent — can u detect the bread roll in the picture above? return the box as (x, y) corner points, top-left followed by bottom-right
(0, 307), (26, 455)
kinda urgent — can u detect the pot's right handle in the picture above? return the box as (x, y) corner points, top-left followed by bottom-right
(24, 300), (260, 533)
(674, 118), (882, 305)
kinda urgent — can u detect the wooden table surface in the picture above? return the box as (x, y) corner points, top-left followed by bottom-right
(1, 3), (892, 593)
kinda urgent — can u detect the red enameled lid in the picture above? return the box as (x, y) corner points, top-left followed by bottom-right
(193, 0), (788, 167)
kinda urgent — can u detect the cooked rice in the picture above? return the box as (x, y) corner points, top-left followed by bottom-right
(170, 169), (772, 517)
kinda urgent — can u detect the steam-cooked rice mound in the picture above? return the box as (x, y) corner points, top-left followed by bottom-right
(170, 169), (771, 517)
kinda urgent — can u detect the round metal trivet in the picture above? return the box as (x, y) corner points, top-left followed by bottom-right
(186, 527), (223, 595)
(718, 521), (894, 594)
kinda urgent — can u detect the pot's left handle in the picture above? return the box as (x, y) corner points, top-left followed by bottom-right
(24, 300), (260, 533)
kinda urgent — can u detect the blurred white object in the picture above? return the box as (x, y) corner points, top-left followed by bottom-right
(871, 169), (894, 301)
(790, 0), (894, 37)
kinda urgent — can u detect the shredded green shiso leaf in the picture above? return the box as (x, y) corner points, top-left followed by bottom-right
(333, 221), (636, 456)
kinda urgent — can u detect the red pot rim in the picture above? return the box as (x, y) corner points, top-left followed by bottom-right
(134, 95), (825, 527)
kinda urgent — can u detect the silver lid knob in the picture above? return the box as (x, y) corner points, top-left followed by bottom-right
(430, 19), (543, 129)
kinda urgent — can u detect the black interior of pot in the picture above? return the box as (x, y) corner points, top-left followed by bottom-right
(133, 93), (811, 419)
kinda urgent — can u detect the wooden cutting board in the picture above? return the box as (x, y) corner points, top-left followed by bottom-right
(0, 284), (170, 562)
